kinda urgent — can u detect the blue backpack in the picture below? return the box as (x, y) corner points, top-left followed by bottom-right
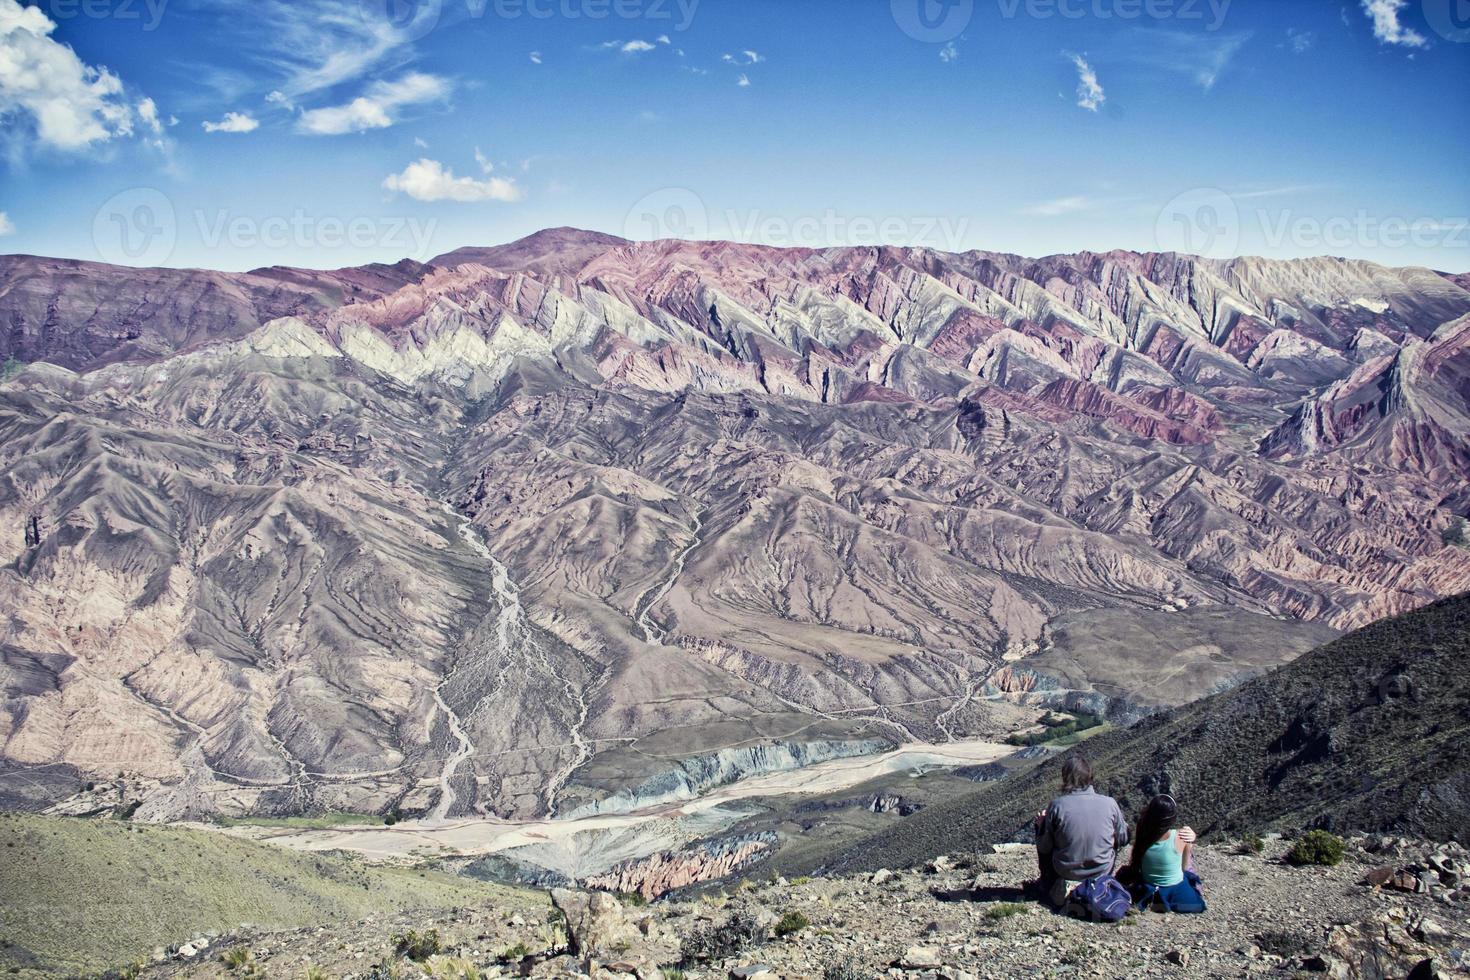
(1063, 874), (1133, 923)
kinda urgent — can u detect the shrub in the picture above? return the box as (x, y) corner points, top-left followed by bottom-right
(500, 941), (530, 961)
(661, 969), (688, 980)
(393, 928), (443, 961)
(1442, 516), (1467, 547)
(822, 961), (871, 980)
(679, 910), (765, 963)
(366, 957), (402, 980)
(1285, 830), (1344, 867)
(222, 946), (255, 972)
(424, 957), (481, 979)
(1234, 832), (1264, 855)
(302, 966), (328, 980)
(1255, 929), (1318, 958)
(617, 890), (649, 907)
(985, 902), (1028, 921)
(775, 910), (810, 937)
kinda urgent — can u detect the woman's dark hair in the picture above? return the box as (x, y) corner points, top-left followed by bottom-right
(1059, 754), (1093, 792)
(1128, 794), (1179, 870)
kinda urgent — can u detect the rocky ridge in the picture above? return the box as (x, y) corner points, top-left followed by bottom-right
(127, 836), (1470, 980)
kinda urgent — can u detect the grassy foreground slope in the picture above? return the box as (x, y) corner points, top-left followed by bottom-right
(0, 814), (540, 976)
(792, 593), (1470, 876)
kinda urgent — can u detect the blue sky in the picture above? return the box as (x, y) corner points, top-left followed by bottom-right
(1, 0), (1467, 271)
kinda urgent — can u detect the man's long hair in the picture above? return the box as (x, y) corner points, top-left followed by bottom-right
(1059, 754), (1093, 792)
(1128, 794), (1179, 870)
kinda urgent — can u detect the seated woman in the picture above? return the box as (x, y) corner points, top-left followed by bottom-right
(1121, 794), (1206, 913)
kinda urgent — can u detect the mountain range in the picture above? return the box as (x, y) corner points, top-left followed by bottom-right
(1, 229), (1467, 821)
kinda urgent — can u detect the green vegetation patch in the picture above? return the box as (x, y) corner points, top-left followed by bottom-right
(775, 910), (810, 937)
(1006, 712), (1106, 747)
(212, 811), (381, 830)
(1285, 830), (1345, 867)
(984, 902), (1030, 921)
(0, 813), (531, 977)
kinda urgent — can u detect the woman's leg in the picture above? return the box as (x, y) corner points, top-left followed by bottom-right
(1161, 879), (1207, 914)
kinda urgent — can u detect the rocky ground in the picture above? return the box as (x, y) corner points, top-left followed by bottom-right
(131, 835), (1469, 980)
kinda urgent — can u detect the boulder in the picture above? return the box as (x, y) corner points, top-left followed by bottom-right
(897, 945), (944, 969)
(550, 889), (637, 960)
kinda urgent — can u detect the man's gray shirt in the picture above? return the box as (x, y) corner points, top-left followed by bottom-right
(1036, 786), (1130, 881)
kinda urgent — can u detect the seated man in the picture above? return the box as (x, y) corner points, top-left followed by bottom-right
(1033, 754), (1129, 907)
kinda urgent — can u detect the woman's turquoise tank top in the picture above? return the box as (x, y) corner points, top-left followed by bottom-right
(1141, 830), (1185, 886)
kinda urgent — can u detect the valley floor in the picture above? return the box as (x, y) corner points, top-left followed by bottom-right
(118, 837), (1469, 979)
(211, 738), (1013, 866)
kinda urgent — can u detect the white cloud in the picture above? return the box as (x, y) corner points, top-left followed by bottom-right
(202, 111), (260, 133)
(742, 49), (764, 63)
(298, 72), (448, 135)
(1286, 28), (1316, 53)
(1361, 0), (1427, 47)
(939, 42), (959, 63)
(414, 136), (429, 148)
(382, 157), (523, 203)
(737, 73), (751, 87)
(722, 50), (764, 66)
(1022, 195), (1096, 217)
(529, 50), (543, 64)
(213, 0), (435, 104)
(1122, 29), (1252, 89)
(0, 212), (13, 236)
(657, 35), (671, 44)
(1067, 53), (1105, 111)
(622, 40), (656, 53)
(136, 97), (162, 134)
(0, 0), (158, 152)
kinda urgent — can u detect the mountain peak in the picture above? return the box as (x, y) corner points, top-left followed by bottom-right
(432, 227), (630, 274)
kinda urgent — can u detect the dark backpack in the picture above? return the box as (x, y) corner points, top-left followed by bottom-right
(1063, 874), (1132, 923)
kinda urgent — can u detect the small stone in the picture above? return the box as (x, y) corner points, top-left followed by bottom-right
(1166, 949), (1190, 968)
(872, 869), (895, 885)
(729, 966), (776, 980)
(176, 943), (198, 959)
